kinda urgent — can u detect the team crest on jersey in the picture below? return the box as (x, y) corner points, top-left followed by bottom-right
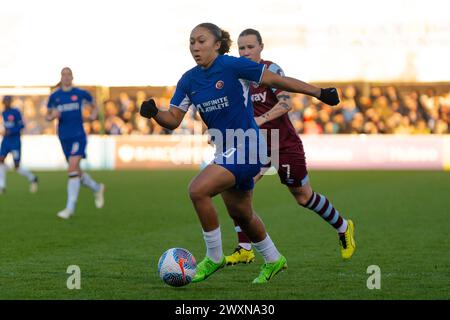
(215, 80), (224, 89)
(71, 95), (78, 101)
(8, 115), (14, 121)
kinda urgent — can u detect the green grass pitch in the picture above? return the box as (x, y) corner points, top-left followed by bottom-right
(0, 170), (448, 299)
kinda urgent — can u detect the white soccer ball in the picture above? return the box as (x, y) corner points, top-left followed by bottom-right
(158, 248), (197, 287)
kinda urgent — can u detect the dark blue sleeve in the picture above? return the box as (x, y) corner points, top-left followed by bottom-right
(47, 93), (56, 110)
(82, 89), (93, 103)
(223, 55), (265, 84)
(170, 74), (191, 112)
(17, 111), (24, 131)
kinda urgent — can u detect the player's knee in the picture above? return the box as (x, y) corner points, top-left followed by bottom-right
(188, 183), (208, 202)
(68, 166), (80, 173)
(67, 163), (80, 173)
(293, 189), (312, 206)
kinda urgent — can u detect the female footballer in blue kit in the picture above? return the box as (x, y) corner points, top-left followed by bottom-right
(0, 95), (38, 194)
(140, 23), (340, 283)
(46, 67), (104, 219)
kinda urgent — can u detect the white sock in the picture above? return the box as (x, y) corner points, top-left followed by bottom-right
(66, 176), (81, 211)
(0, 164), (6, 189)
(81, 172), (101, 192)
(16, 167), (35, 182)
(337, 219), (348, 234)
(239, 243), (252, 250)
(252, 234), (281, 263)
(202, 227), (223, 263)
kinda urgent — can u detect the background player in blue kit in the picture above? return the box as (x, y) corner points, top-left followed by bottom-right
(140, 23), (339, 284)
(0, 95), (38, 194)
(46, 67), (105, 219)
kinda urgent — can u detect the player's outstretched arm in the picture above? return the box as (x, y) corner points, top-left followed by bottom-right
(261, 70), (340, 106)
(139, 99), (186, 130)
(255, 91), (292, 126)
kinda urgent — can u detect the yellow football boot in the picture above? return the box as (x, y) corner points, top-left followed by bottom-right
(339, 219), (356, 260)
(225, 246), (256, 266)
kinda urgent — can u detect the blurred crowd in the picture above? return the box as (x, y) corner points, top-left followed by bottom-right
(290, 85), (449, 134)
(3, 85), (449, 135)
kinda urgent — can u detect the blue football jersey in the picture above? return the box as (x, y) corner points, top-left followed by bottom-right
(170, 55), (265, 151)
(2, 108), (24, 138)
(47, 87), (93, 140)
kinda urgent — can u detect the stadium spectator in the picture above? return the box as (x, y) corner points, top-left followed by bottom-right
(104, 100), (129, 135)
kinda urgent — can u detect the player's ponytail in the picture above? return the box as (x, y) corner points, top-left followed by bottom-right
(218, 29), (231, 55)
(51, 81), (62, 92)
(196, 22), (231, 55)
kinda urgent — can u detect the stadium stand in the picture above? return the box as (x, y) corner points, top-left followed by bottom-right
(1, 83), (448, 135)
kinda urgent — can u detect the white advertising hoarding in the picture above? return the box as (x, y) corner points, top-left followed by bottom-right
(0, 135), (448, 170)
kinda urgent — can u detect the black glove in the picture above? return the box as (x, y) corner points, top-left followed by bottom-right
(319, 87), (340, 106)
(139, 99), (159, 119)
